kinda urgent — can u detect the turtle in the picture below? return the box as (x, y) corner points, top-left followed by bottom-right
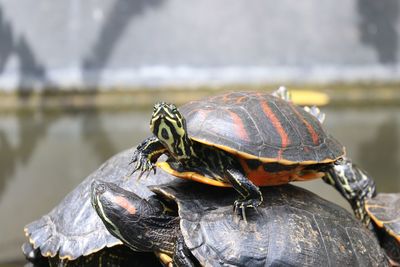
(323, 157), (400, 266)
(22, 147), (175, 266)
(91, 178), (389, 267)
(366, 194), (400, 266)
(129, 88), (372, 217)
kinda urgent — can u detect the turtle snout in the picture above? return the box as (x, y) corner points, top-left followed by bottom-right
(91, 180), (107, 196)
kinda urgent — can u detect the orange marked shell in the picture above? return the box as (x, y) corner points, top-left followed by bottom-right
(181, 91), (344, 165)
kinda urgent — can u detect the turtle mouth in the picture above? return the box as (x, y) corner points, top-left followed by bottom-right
(152, 112), (166, 123)
(90, 180), (109, 212)
(152, 110), (169, 124)
(91, 180), (106, 196)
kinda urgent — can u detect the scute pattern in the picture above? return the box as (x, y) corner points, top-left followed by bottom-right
(153, 181), (388, 267)
(180, 91), (344, 163)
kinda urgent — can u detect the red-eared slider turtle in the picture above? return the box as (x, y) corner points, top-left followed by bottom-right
(324, 158), (400, 266)
(130, 88), (369, 216)
(91, 179), (389, 267)
(22, 147), (174, 266)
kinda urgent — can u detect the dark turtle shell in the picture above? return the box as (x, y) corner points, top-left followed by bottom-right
(365, 193), (400, 264)
(23, 148), (175, 261)
(181, 91), (344, 164)
(152, 181), (388, 266)
(365, 193), (400, 240)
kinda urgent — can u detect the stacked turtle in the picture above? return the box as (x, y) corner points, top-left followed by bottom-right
(91, 177), (388, 266)
(22, 88), (398, 266)
(22, 148), (388, 267)
(130, 87), (348, 220)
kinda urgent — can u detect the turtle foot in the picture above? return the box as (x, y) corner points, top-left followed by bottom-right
(129, 150), (156, 179)
(233, 198), (262, 223)
(128, 136), (164, 178)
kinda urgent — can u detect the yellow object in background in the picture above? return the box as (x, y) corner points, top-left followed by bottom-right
(291, 90), (330, 106)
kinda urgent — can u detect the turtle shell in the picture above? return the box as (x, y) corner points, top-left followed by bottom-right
(23, 148), (175, 261)
(152, 181), (388, 266)
(180, 91), (344, 164)
(365, 193), (400, 264)
(365, 193), (400, 241)
(365, 193), (400, 242)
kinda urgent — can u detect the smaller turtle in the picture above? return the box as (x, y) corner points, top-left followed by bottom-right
(130, 88), (364, 218)
(22, 148), (175, 265)
(91, 179), (388, 267)
(366, 194), (400, 266)
(324, 158), (400, 266)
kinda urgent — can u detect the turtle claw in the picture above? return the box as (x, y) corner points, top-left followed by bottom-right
(128, 161), (141, 177)
(233, 198), (262, 223)
(129, 149), (141, 165)
(234, 203), (248, 224)
(139, 161), (156, 180)
(129, 149), (156, 179)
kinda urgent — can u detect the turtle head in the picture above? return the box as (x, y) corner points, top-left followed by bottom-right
(323, 157), (377, 226)
(90, 180), (167, 252)
(150, 102), (194, 161)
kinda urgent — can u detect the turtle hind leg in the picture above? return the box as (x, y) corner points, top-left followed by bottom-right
(226, 168), (263, 221)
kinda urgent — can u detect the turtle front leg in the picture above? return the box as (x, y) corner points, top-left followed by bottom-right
(226, 168), (263, 221)
(323, 157), (376, 226)
(130, 136), (168, 178)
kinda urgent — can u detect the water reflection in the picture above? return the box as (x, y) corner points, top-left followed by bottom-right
(0, 111), (54, 200)
(81, 110), (118, 162)
(0, 109), (151, 263)
(0, 131), (15, 198)
(359, 117), (400, 192)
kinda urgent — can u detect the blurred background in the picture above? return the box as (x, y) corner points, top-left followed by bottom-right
(1, 0), (400, 265)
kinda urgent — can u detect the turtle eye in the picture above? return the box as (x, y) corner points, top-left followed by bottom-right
(170, 104), (178, 113)
(154, 102), (165, 110)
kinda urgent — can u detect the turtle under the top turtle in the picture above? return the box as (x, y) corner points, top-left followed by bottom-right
(92, 179), (388, 267)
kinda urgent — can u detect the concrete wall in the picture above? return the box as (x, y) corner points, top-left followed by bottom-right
(0, 0), (399, 91)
